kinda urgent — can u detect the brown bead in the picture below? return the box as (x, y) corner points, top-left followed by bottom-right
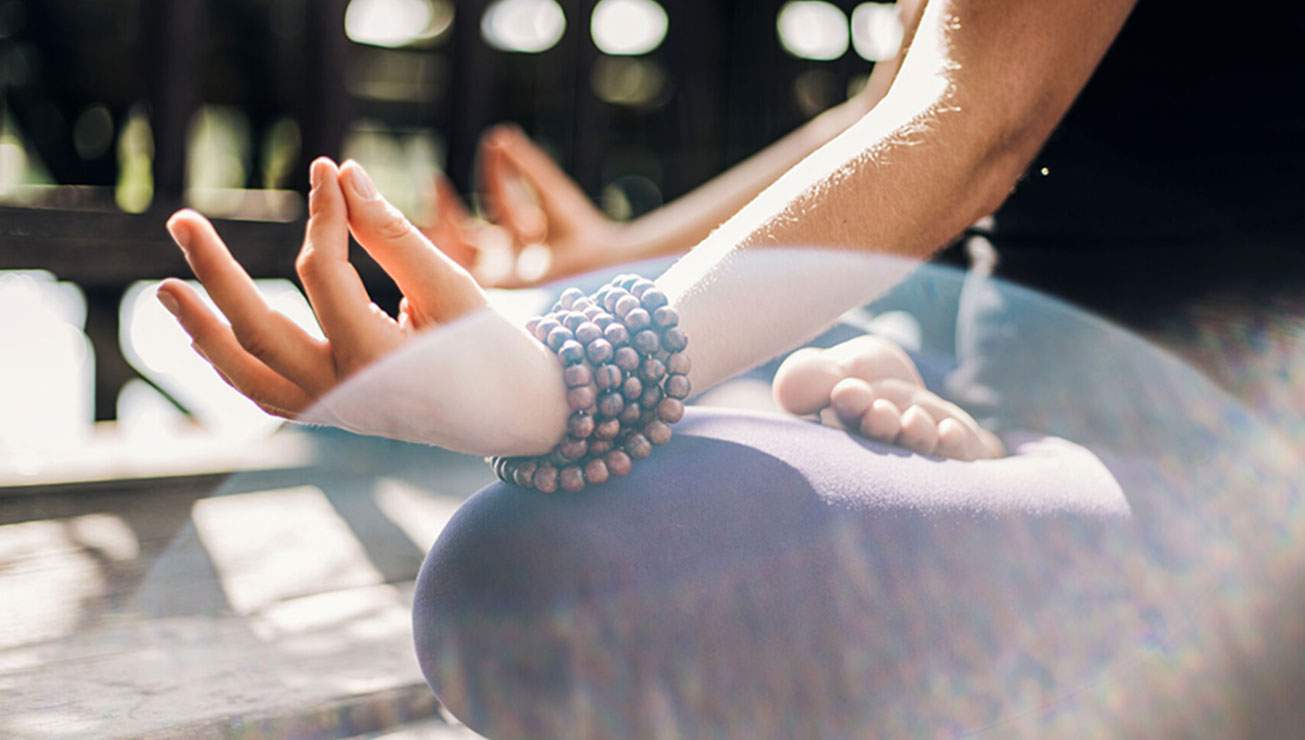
(652, 306), (678, 328)
(633, 329), (660, 355)
(566, 384), (596, 411)
(614, 294), (641, 318)
(587, 439), (612, 456)
(605, 450), (633, 477)
(621, 375), (644, 401)
(568, 411), (595, 438)
(583, 458), (610, 485)
(603, 322), (630, 346)
(582, 305), (603, 320)
(560, 466), (586, 493)
(657, 397), (685, 423)
(575, 321), (602, 344)
(549, 448), (571, 466)
(667, 353), (691, 375)
(586, 338), (614, 364)
(593, 315), (615, 331)
(662, 327), (688, 352)
(525, 317), (542, 336)
(645, 419), (673, 446)
(593, 417), (621, 440)
(665, 373), (691, 399)
(631, 278), (656, 298)
(639, 384), (663, 409)
(546, 326), (574, 350)
(561, 436), (589, 460)
(558, 340), (585, 365)
(493, 456), (510, 481)
(603, 288), (628, 312)
(533, 464), (560, 493)
(639, 357), (666, 384)
(616, 274), (639, 290)
(640, 288), (668, 310)
(559, 287), (584, 308)
(614, 346), (640, 371)
(594, 363), (622, 390)
(572, 297), (594, 312)
(619, 401), (643, 425)
(563, 312), (588, 332)
(564, 364), (593, 387)
(624, 433), (653, 460)
(597, 391), (625, 418)
(535, 318), (560, 343)
(624, 307), (651, 332)
(513, 460), (537, 488)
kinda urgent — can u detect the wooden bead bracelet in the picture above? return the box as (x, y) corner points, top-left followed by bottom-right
(490, 275), (691, 493)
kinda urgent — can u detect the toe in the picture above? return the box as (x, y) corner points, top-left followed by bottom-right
(860, 397), (903, 442)
(936, 417), (980, 461)
(897, 405), (939, 456)
(830, 377), (875, 427)
(773, 348), (843, 415)
(978, 428), (1006, 459)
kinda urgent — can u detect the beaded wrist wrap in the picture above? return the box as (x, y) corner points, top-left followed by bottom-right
(490, 274), (691, 493)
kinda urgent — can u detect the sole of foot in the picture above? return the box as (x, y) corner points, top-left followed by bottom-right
(773, 335), (1003, 461)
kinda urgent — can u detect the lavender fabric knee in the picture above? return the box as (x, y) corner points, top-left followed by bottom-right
(412, 408), (1156, 738)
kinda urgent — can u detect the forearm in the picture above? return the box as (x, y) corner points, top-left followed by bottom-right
(616, 94), (877, 260)
(659, 0), (1136, 393)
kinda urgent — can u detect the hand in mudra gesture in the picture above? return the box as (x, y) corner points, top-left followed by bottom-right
(157, 158), (567, 455)
(419, 125), (623, 289)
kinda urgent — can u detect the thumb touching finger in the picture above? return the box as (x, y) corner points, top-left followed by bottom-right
(339, 160), (486, 323)
(482, 128), (547, 243)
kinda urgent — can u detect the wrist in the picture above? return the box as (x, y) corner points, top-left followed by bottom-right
(492, 277), (691, 493)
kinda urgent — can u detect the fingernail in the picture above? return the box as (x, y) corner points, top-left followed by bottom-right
(166, 219), (191, 251)
(156, 288), (181, 317)
(310, 158), (328, 191)
(346, 162), (378, 199)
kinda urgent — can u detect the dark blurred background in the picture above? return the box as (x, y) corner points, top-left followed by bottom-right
(0, 0), (897, 223)
(0, 0), (908, 423)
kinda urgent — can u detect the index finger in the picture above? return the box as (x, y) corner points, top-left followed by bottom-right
(166, 209), (333, 395)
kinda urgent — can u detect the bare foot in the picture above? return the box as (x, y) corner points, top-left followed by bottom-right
(773, 336), (1004, 460)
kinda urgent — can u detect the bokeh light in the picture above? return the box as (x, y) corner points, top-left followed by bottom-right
(185, 105), (251, 215)
(344, 0), (454, 48)
(72, 104), (114, 160)
(0, 271), (92, 458)
(115, 105), (154, 213)
(481, 0), (567, 54)
(851, 2), (903, 61)
(591, 0), (668, 56)
(777, 1), (849, 61)
(591, 56), (669, 108)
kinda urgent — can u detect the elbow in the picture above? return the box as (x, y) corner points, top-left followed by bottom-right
(966, 98), (1061, 223)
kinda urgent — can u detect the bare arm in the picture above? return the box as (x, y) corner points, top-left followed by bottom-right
(663, 0), (1138, 392)
(162, 0), (1137, 457)
(615, 0), (929, 259)
(475, 0), (927, 283)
